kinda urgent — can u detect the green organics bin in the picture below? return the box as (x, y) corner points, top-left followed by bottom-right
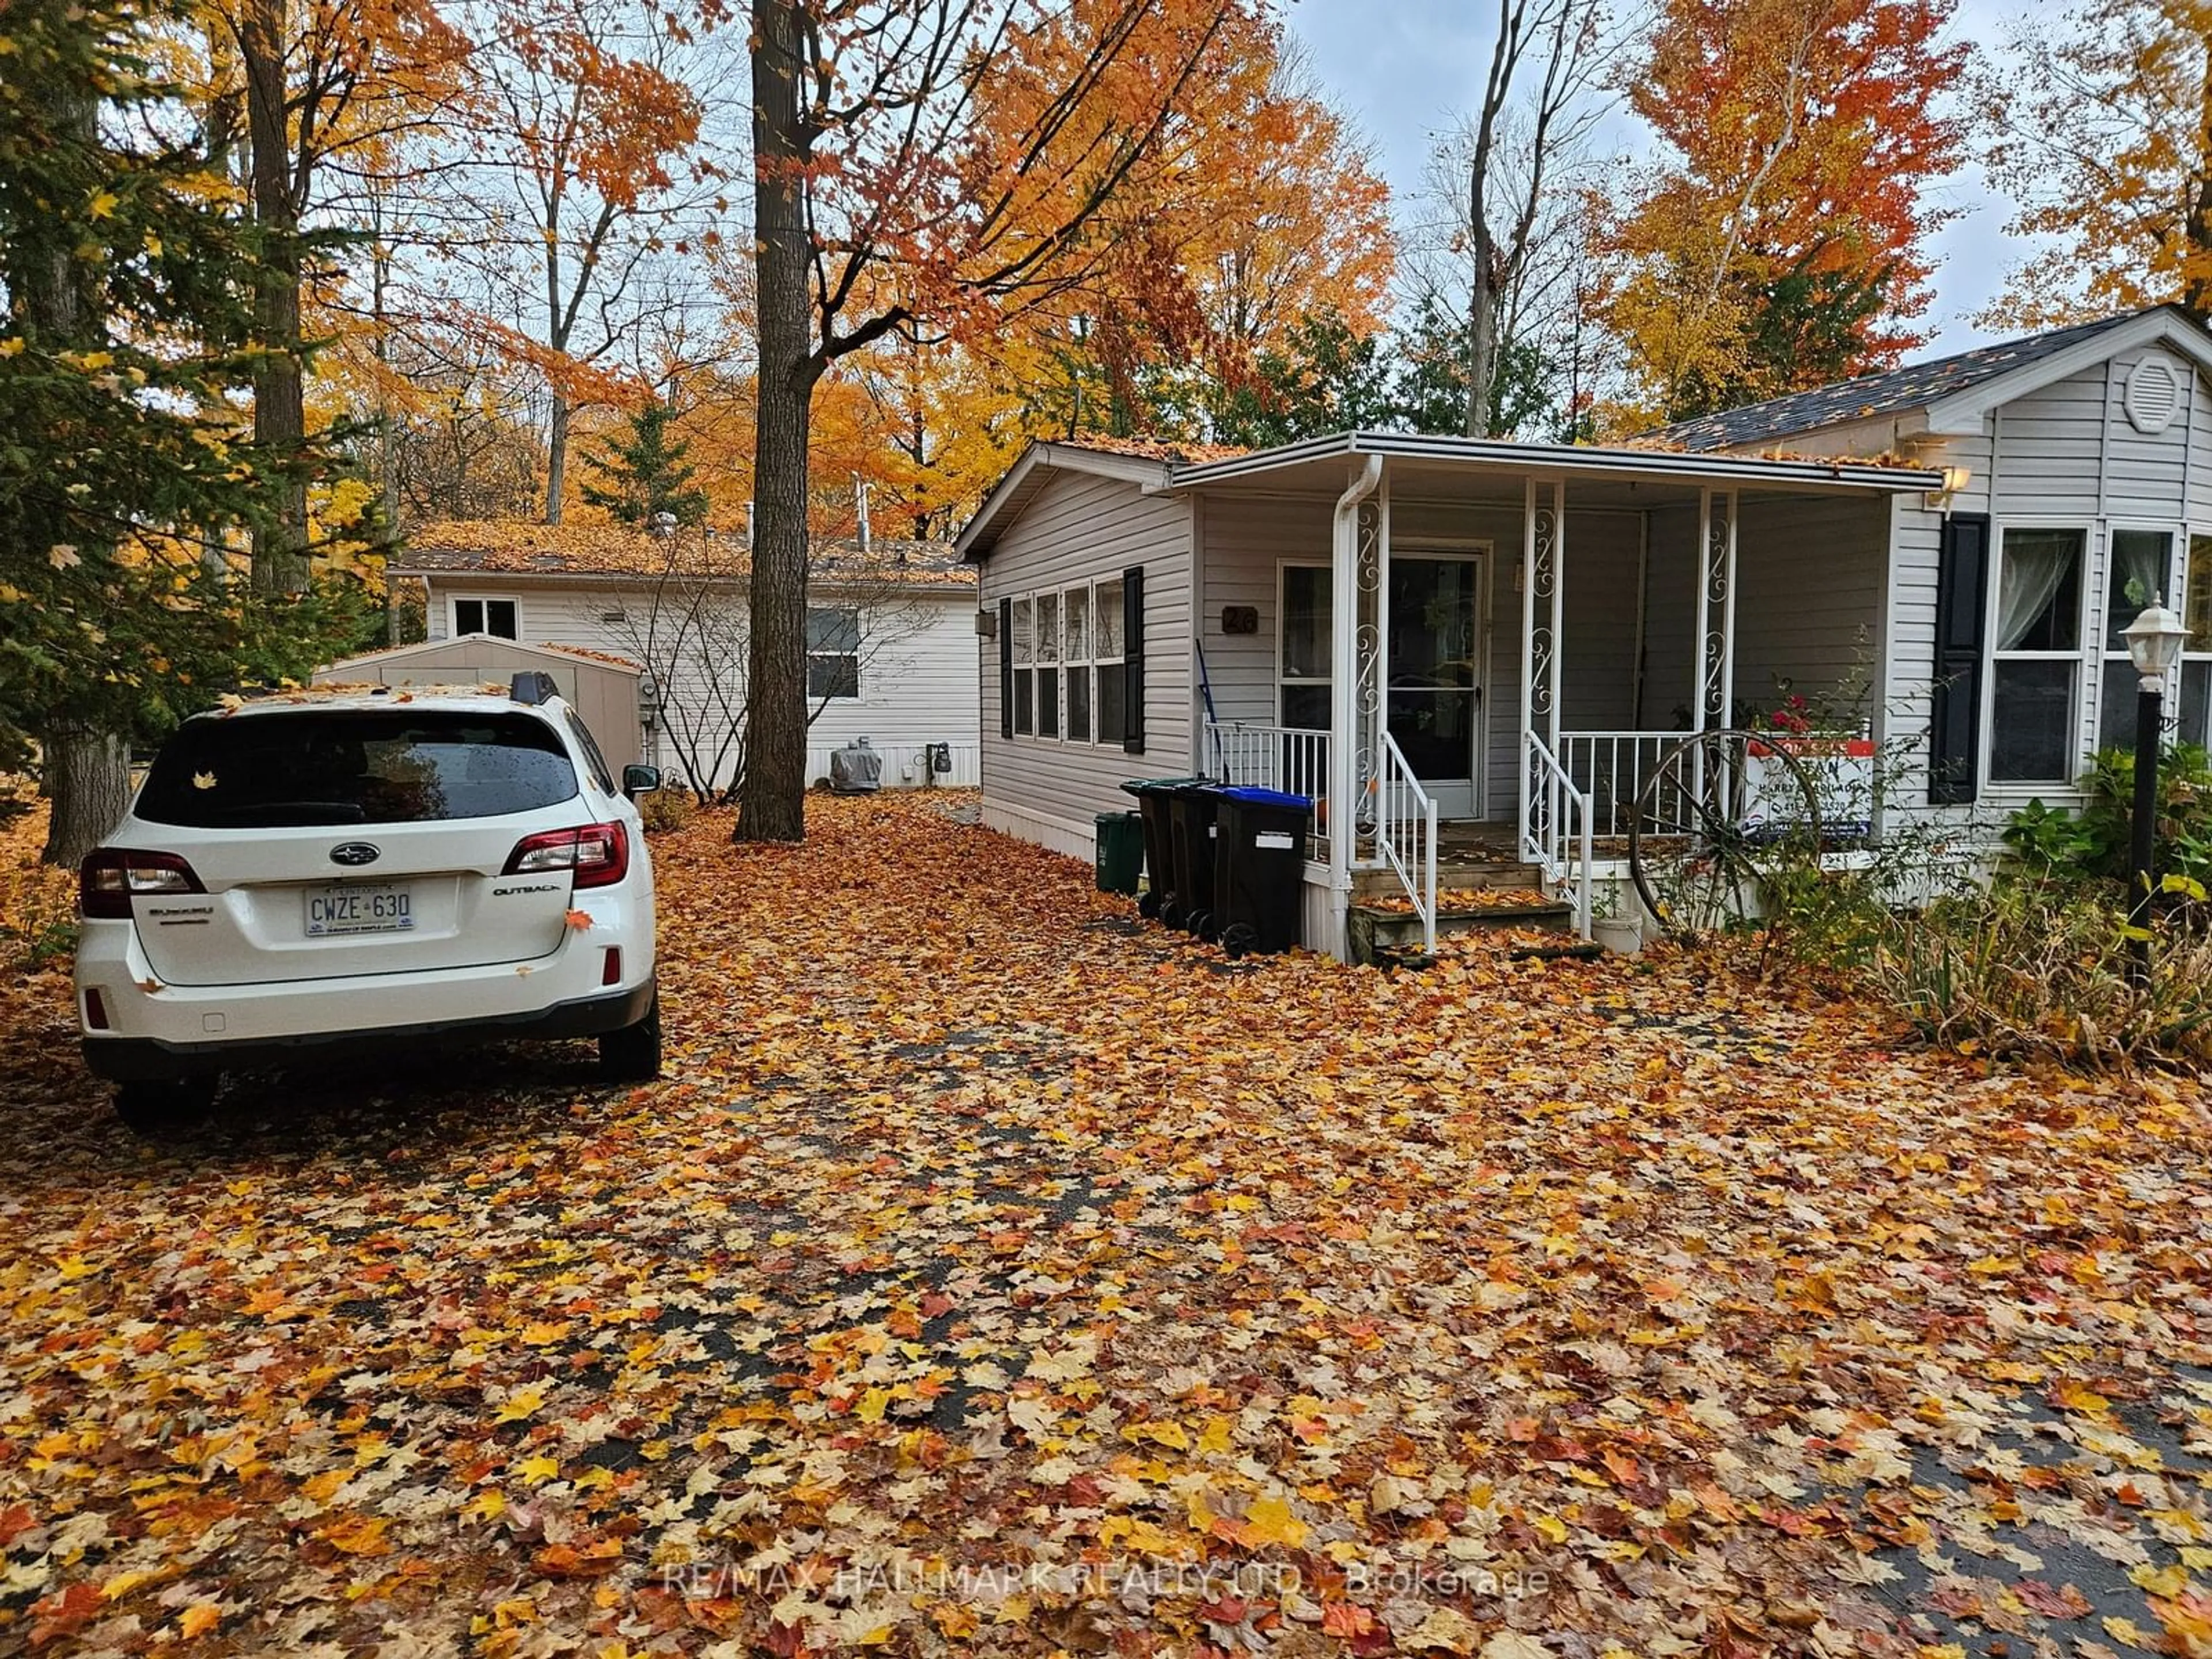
(1094, 810), (1145, 895)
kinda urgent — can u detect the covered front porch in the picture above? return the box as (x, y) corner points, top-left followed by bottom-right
(1175, 437), (1934, 957)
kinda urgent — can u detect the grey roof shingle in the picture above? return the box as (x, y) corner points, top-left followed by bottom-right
(1657, 308), (2171, 452)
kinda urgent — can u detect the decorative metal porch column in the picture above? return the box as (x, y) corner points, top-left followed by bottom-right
(1694, 487), (1737, 730)
(1354, 471), (1388, 832)
(1518, 476), (1564, 856)
(1328, 456), (1383, 906)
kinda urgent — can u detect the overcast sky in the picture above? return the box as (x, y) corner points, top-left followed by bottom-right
(1281, 0), (2028, 356)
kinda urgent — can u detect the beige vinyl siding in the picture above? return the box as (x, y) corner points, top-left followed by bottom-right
(427, 577), (982, 790)
(1196, 494), (1332, 727)
(975, 468), (1195, 858)
(1729, 494), (1888, 718)
(1879, 497), (1948, 833)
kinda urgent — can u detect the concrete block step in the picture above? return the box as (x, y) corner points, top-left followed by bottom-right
(1347, 892), (1576, 964)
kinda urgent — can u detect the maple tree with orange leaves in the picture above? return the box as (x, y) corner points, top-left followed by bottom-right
(1593, 0), (1968, 427)
(1978, 0), (2212, 327)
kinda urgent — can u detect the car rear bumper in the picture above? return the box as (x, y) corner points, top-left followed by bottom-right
(81, 978), (656, 1081)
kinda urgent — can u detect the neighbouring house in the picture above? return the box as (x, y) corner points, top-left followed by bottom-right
(382, 521), (983, 794)
(957, 309), (2212, 962)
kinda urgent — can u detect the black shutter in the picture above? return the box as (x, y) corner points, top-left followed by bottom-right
(1929, 512), (1990, 804)
(1122, 566), (1145, 755)
(998, 597), (1013, 741)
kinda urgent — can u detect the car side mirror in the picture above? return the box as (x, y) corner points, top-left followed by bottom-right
(621, 764), (661, 798)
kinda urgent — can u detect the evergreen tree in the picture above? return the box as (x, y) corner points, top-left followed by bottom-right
(0, 0), (374, 861)
(1206, 310), (1404, 447)
(579, 398), (710, 527)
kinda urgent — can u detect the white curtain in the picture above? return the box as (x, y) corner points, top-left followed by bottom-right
(1997, 533), (2077, 650)
(2107, 531), (2171, 649)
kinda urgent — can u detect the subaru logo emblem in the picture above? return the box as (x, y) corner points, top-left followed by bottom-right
(329, 842), (381, 867)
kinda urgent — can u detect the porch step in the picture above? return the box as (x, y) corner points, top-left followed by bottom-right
(1347, 891), (1577, 966)
(1350, 858), (1544, 899)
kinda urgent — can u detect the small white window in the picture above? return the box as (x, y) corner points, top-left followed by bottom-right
(1063, 586), (1091, 743)
(454, 597), (519, 640)
(1012, 597), (1034, 736)
(2097, 528), (2179, 753)
(805, 606), (861, 700)
(1094, 577), (1125, 744)
(1035, 591), (1059, 739)
(1988, 528), (2084, 783)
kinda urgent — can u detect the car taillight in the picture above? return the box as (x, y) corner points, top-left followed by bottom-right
(503, 822), (628, 889)
(79, 850), (204, 919)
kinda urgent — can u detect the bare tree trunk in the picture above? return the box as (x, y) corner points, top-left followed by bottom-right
(737, 0), (816, 843)
(2190, 48), (2212, 320)
(546, 390), (570, 524)
(243, 0), (308, 593)
(40, 728), (130, 869)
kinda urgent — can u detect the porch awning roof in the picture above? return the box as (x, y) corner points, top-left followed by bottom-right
(1165, 430), (1945, 496)
(957, 431), (1944, 559)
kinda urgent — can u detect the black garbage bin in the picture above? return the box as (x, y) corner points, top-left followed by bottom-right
(1165, 782), (1228, 938)
(1215, 787), (1311, 957)
(1119, 777), (1207, 919)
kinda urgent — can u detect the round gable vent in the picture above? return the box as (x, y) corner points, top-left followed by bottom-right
(2125, 356), (2181, 434)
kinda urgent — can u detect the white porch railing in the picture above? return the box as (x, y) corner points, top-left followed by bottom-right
(1559, 731), (1679, 841)
(1522, 732), (1594, 937)
(1204, 721), (1331, 864)
(1559, 728), (1878, 843)
(1374, 732), (1439, 953)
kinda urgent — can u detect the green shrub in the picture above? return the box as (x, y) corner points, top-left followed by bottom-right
(2001, 742), (2212, 887)
(637, 787), (695, 836)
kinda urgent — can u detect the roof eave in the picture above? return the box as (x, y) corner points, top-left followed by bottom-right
(1920, 306), (2212, 435)
(957, 441), (1181, 560)
(1171, 431), (1944, 493)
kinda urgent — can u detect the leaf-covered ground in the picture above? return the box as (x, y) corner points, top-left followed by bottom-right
(4, 793), (2212, 1658)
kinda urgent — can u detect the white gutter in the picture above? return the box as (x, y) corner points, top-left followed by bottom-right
(1170, 430), (1944, 495)
(1328, 454), (1383, 955)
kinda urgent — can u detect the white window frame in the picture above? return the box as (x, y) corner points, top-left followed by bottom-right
(1002, 582), (1130, 747)
(452, 596), (520, 641)
(2181, 530), (2212, 747)
(1093, 575), (1126, 747)
(1980, 521), (2092, 789)
(1034, 590), (1060, 740)
(1277, 560), (1331, 732)
(1060, 583), (1093, 744)
(805, 604), (862, 702)
(2094, 520), (2187, 756)
(1011, 595), (1035, 737)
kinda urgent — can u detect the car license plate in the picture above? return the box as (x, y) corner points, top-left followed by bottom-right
(305, 882), (414, 937)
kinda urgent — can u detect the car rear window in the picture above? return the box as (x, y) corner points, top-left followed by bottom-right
(137, 710), (580, 827)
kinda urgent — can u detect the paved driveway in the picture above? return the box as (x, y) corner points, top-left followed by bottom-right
(3, 795), (2210, 1657)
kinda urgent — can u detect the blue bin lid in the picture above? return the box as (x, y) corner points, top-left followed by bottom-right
(1219, 786), (1312, 810)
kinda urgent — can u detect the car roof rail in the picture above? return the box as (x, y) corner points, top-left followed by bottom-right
(510, 671), (560, 706)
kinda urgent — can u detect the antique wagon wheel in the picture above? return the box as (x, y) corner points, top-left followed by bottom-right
(1628, 729), (1823, 942)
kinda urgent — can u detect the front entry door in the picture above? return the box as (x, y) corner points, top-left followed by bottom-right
(1387, 555), (1482, 819)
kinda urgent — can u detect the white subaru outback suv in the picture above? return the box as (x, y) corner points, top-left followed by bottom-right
(74, 675), (661, 1130)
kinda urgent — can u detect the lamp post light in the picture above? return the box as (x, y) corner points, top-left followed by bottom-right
(2122, 598), (2190, 984)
